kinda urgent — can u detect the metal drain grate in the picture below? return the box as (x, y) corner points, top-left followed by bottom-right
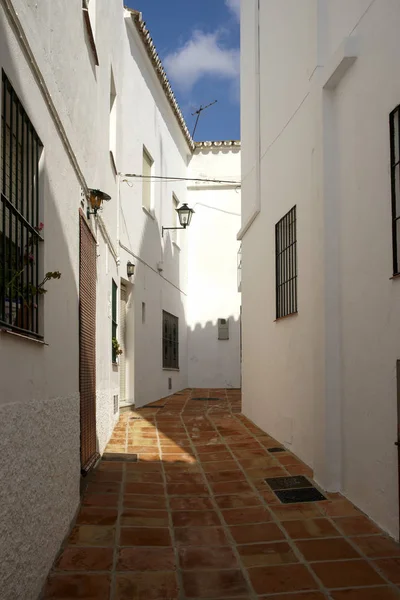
(265, 475), (313, 491)
(274, 487), (326, 504)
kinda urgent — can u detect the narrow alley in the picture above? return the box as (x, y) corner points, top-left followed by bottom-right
(43, 390), (400, 600)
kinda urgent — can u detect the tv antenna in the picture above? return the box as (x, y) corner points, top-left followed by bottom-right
(191, 100), (218, 138)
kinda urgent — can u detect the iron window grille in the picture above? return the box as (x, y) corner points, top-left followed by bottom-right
(162, 310), (179, 369)
(390, 105), (400, 275)
(111, 280), (118, 362)
(275, 205), (297, 319)
(1, 71), (43, 337)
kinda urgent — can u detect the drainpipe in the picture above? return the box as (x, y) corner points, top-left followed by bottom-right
(237, 0), (261, 241)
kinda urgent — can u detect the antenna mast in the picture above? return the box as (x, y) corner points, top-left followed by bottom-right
(191, 100), (218, 138)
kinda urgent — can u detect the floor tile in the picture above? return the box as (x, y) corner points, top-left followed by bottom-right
(55, 547), (114, 571)
(271, 504), (323, 521)
(373, 557), (400, 583)
(283, 518), (340, 539)
(260, 594), (326, 600)
(173, 507), (221, 525)
(320, 499), (361, 517)
(68, 525), (115, 547)
(214, 492), (262, 509)
(115, 572), (179, 600)
(230, 522), (285, 544)
(330, 588), (400, 599)
(206, 470), (246, 483)
(333, 516), (382, 536)
(222, 506), (272, 525)
(169, 496), (215, 510)
(174, 526), (229, 546)
(238, 541), (298, 567)
(311, 559), (386, 588)
(43, 574), (110, 599)
(120, 527), (172, 547)
(117, 547), (176, 571)
(82, 493), (119, 508)
(248, 563), (318, 594)
(45, 388), (399, 600)
(125, 471), (164, 483)
(295, 538), (361, 561)
(178, 546), (239, 569)
(167, 483), (209, 496)
(211, 480), (254, 495)
(123, 494), (167, 509)
(76, 507), (118, 526)
(351, 535), (400, 558)
(182, 569), (249, 598)
(120, 508), (169, 527)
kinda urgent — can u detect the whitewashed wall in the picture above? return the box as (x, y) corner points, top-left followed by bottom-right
(118, 12), (192, 408)
(240, 0), (400, 539)
(187, 146), (241, 389)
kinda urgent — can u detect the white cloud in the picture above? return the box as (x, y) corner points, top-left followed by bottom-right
(225, 0), (240, 21)
(164, 30), (239, 93)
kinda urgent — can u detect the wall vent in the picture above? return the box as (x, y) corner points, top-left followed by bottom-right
(168, 377), (172, 390)
(113, 395), (118, 414)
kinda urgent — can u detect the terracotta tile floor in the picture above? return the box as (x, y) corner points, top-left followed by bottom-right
(43, 389), (400, 600)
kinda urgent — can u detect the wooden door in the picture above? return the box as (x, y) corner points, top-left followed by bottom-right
(79, 213), (99, 474)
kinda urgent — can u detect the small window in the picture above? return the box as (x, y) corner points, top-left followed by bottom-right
(142, 301), (146, 324)
(142, 147), (153, 211)
(162, 310), (179, 369)
(275, 206), (297, 319)
(111, 280), (118, 362)
(0, 71), (43, 337)
(390, 105), (400, 275)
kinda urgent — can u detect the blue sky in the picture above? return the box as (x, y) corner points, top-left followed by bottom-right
(125, 0), (240, 141)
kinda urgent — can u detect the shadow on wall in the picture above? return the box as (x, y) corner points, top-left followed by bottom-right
(188, 317), (241, 389)
(0, 16), (81, 598)
(119, 183), (188, 408)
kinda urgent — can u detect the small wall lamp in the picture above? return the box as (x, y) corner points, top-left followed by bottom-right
(127, 261), (135, 278)
(162, 203), (195, 238)
(87, 188), (111, 218)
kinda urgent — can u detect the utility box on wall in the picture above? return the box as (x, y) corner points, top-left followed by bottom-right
(218, 318), (229, 340)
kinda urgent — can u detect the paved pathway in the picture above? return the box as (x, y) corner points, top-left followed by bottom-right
(43, 389), (400, 599)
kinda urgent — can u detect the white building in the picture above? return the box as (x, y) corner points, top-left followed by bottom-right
(0, 1), (241, 597)
(240, 0), (400, 540)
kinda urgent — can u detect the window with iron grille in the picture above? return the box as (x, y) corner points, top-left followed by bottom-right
(111, 280), (118, 362)
(275, 205), (297, 319)
(1, 71), (43, 337)
(162, 310), (179, 369)
(390, 105), (400, 275)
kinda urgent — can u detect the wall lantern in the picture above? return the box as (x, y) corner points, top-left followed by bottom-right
(87, 188), (111, 218)
(127, 261), (135, 278)
(162, 203), (195, 238)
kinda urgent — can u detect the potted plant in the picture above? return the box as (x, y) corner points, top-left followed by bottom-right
(112, 337), (123, 361)
(5, 223), (61, 330)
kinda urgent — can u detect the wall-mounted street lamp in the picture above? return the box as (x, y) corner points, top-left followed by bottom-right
(162, 203), (195, 238)
(127, 261), (135, 278)
(87, 188), (111, 219)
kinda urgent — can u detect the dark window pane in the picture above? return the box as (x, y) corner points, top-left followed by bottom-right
(0, 72), (43, 336)
(162, 310), (179, 369)
(275, 206), (297, 319)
